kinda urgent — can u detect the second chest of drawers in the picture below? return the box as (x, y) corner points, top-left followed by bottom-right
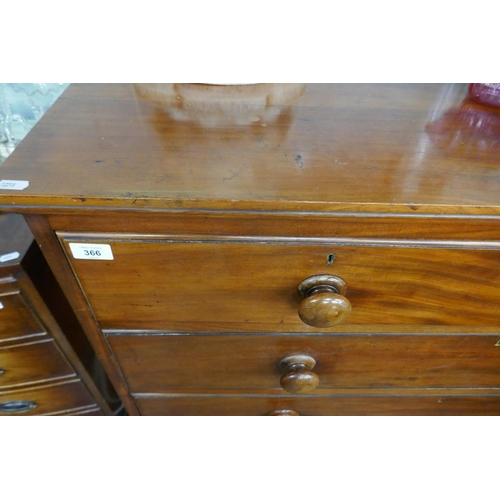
(0, 214), (114, 416)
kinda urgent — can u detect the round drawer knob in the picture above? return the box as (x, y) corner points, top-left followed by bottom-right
(0, 400), (37, 414)
(268, 409), (300, 416)
(279, 354), (319, 394)
(298, 274), (351, 328)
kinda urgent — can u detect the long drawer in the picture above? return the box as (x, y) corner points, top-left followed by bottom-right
(0, 380), (96, 416)
(0, 339), (76, 389)
(135, 394), (500, 416)
(60, 235), (500, 333)
(108, 333), (500, 394)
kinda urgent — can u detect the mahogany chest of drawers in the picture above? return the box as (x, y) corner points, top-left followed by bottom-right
(0, 213), (112, 415)
(1, 83), (500, 415)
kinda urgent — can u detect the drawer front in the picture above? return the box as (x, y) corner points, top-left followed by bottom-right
(60, 235), (500, 332)
(0, 380), (96, 416)
(135, 395), (500, 416)
(0, 292), (45, 341)
(108, 334), (500, 394)
(0, 339), (76, 389)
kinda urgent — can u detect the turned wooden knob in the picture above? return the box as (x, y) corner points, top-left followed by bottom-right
(268, 409), (300, 416)
(279, 354), (319, 394)
(298, 274), (351, 328)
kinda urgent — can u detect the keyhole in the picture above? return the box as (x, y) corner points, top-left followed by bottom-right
(326, 254), (336, 265)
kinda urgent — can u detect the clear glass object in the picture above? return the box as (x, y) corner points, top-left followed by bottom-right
(0, 83), (69, 164)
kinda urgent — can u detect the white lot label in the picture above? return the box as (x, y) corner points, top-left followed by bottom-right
(0, 252), (20, 263)
(0, 180), (30, 190)
(69, 243), (114, 260)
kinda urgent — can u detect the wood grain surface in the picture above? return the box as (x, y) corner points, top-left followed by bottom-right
(135, 394), (500, 416)
(108, 333), (500, 394)
(1, 83), (499, 215)
(2, 84), (500, 416)
(0, 291), (45, 341)
(60, 235), (500, 331)
(0, 380), (95, 416)
(0, 339), (75, 389)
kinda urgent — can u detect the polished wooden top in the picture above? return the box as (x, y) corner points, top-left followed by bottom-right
(1, 83), (500, 215)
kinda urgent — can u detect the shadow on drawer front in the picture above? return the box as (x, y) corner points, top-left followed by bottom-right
(108, 333), (500, 394)
(60, 235), (500, 332)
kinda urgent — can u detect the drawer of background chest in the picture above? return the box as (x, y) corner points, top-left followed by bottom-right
(59, 234), (500, 333)
(0, 291), (45, 342)
(107, 333), (500, 394)
(0, 380), (96, 416)
(135, 394), (500, 416)
(0, 339), (76, 389)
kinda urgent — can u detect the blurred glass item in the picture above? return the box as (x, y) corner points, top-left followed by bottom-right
(0, 83), (69, 164)
(134, 83), (305, 128)
(425, 97), (500, 161)
(468, 83), (500, 109)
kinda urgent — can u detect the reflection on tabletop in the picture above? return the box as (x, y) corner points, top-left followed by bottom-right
(425, 96), (500, 161)
(134, 83), (306, 128)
